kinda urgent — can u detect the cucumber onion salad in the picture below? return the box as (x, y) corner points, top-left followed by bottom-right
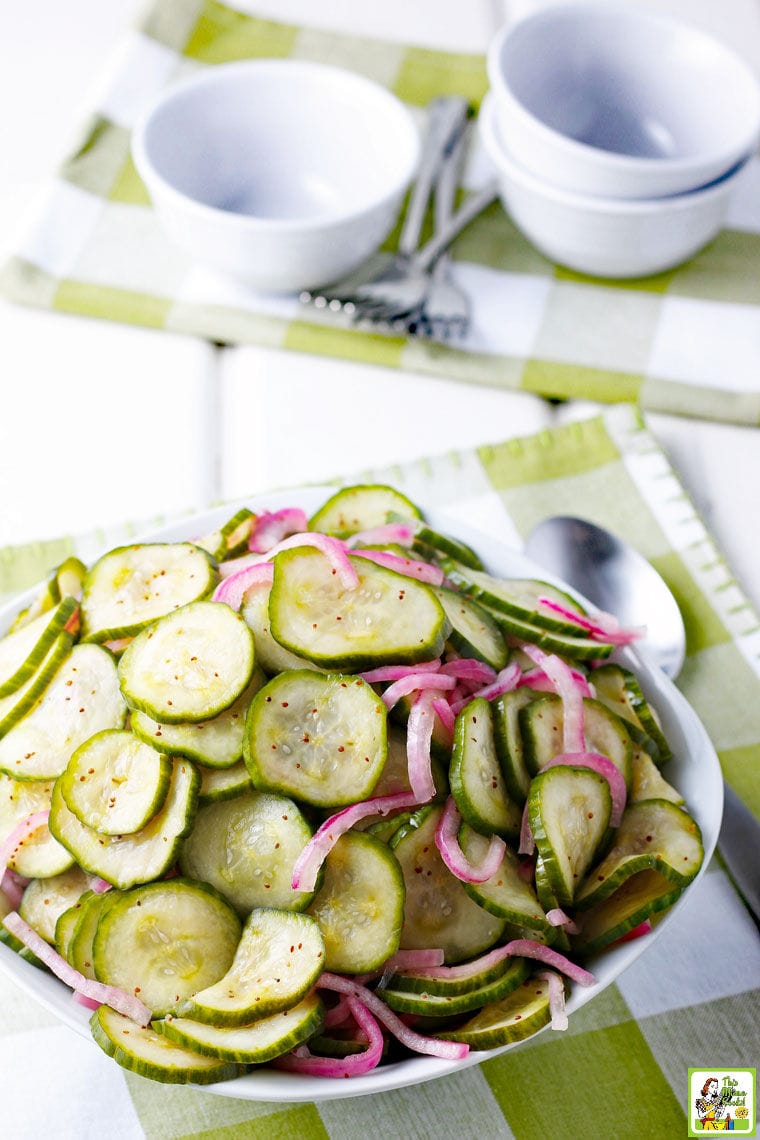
(0, 484), (704, 1085)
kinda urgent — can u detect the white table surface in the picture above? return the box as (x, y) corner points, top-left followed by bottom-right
(1, 0), (760, 631)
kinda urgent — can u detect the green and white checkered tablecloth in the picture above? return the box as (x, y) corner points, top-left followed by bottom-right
(1, 403), (758, 1139)
(3, 0), (760, 425)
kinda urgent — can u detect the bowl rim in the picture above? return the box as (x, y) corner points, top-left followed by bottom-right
(131, 58), (421, 233)
(486, 2), (760, 178)
(479, 93), (751, 215)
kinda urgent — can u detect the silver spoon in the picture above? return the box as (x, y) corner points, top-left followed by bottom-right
(524, 514), (759, 925)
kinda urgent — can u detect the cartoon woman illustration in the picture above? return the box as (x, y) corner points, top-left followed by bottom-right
(695, 1078), (732, 1130)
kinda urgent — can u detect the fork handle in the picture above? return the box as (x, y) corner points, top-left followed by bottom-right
(416, 181), (500, 270)
(397, 96), (469, 258)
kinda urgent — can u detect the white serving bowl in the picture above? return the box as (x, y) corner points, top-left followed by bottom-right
(480, 93), (749, 279)
(132, 60), (420, 293)
(486, 3), (760, 200)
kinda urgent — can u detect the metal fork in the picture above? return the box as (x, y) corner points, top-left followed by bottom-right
(301, 96), (469, 317)
(413, 120), (471, 339)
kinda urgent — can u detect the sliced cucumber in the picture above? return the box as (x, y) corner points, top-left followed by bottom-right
(179, 790), (316, 915)
(49, 758), (199, 889)
(93, 878), (241, 1016)
(18, 866), (91, 943)
(154, 992), (324, 1063)
(485, 607), (615, 661)
(308, 484), (422, 537)
(244, 669), (387, 809)
(571, 868), (683, 956)
(457, 826), (549, 933)
(527, 765), (612, 910)
(520, 694), (633, 787)
(0, 632), (73, 743)
(90, 1006), (242, 1085)
(268, 548), (447, 671)
(130, 669), (265, 769)
(175, 907), (325, 1026)
(386, 943), (522, 997)
(81, 542), (218, 643)
(450, 698), (521, 838)
(197, 760), (253, 805)
(0, 773), (73, 878)
(59, 730), (172, 836)
(55, 896), (87, 961)
(437, 974), (553, 1048)
(441, 562), (587, 634)
(0, 596), (78, 698)
(240, 583), (325, 677)
(493, 686), (543, 804)
(390, 805), (507, 964)
(7, 558), (85, 635)
(119, 601), (255, 724)
(574, 799), (703, 909)
(591, 663), (672, 765)
(629, 747), (684, 806)
(406, 521), (485, 571)
(380, 957), (529, 1017)
(195, 507), (255, 562)
(306, 831), (404, 973)
(432, 586), (508, 670)
(68, 889), (114, 978)
(0, 643), (126, 780)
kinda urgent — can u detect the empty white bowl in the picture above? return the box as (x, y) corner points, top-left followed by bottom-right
(487, 4), (760, 199)
(480, 93), (749, 279)
(132, 60), (420, 292)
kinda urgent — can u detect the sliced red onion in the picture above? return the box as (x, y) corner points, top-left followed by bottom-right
(383, 948), (445, 972)
(545, 908), (581, 935)
(91, 878), (113, 895)
(537, 969), (568, 1031)
(0, 869), (27, 910)
(3, 911), (152, 1025)
(520, 645), (585, 754)
(439, 659), (497, 685)
(435, 796), (506, 884)
(323, 993), (352, 1029)
(381, 672), (456, 712)
(541, 752), (627, 828)
(73, 991), (102, 1011)
(519, 666), (594, 699)
(360, 660), (441, 684)
(431, 697), (456, 739)
(211, 562), (274, 609)
(345, 523), (416, 549)
(406, 692), (438, 802)
(248, 508), (308, 553)
(317, 972), (469, 1060)
(449, 661), (521, 716)
(536, 596), (644, 646)
(352, 549), (444, 585)
(273, 995), (384, 1078)
(398, 939), (595, 988)
(220, 533), (358, 591)
(518, 800), (535, 857)
(291, 791), (418, 893)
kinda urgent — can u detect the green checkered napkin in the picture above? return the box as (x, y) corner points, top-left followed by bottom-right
(3, 0), (760, 425)
(2, 403), (758, 1140)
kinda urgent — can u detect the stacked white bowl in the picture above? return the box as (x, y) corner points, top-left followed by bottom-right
(481, 4), (760, 278)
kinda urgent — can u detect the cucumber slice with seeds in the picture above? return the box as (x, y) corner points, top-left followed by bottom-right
(450, 698), (521, 838)
(59, 729), (172, 836)
(457, 826), (549, 933)
(380, 957), (530, 1017)
(493, 687), (544, 804)
(197, 760), (252, 805)
(130, 668), (265, 769)
(306, 831), (404, 973)
(195, 508), (255, 562)
(241, 582), (326, 676)
(574, 799), (703, 909)
(571, 869), (684, 956)
(119, 601), (255, 724)
(269, 548), (447, 671)
(68, 889), (114, 978)
(432, 586), (508, 670)
(591, 663), (672, 765)
(175, 907), (325, 1026)
(520, 694), (633, 787)
(0, 773), (73, 878)
(485, 607), (615, 661)
(0, 596), (78, 698)
(154, 992), (324, 1063)
(49, 757), (199, 889)
(244, 669), (387, 809)
(179, 790), (316, 915)
(0, 643), (126, 780)
(93, 878), (242, 1016)
(90, 1006), (242, 1085)
(437, 974), (554, 1048)
(308, 484), (421, 537)
(18, 866), (91, 943)
(0, 632), (74, 744)
(391, 805), (507, 964)
(629, 747), (684, 805)
(527, 765), (612, 910)
(81, 543), (218, 643)
(441, 562), (587, 634)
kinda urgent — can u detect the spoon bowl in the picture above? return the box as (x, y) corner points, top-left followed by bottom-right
(524, 515), (686, 678)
